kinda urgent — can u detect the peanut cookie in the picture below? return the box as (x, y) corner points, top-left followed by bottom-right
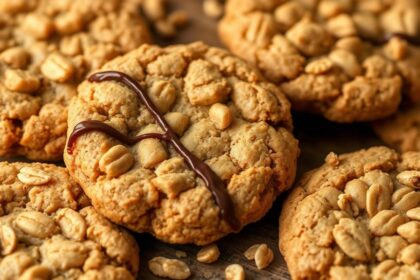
(374, 105), (420, 152)
(0, 0), (151, 160)
(0, 162), (140, 279)
(64, 42), (299, 245)
(279, 146), (420, 279)
(219, 0), (420, 122)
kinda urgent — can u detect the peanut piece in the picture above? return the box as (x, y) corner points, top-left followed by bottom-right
(148, 80), (177, 113)
(54, 12), (84, 35)
(164, 112), (190, 136)
(244, 244), (261, 260)
(55, 208), (86, 241)
(17, 167), (51, 186)
(366, 184), (391, 217)
(0, 225), (17, 255)
(203, 0), (223, 19)
(225, 264), (245, 280)
(397, 171), (420, 189)
(385, 37), (408, 61)
(407, 207), (420, 221)
(327, 14), (357, 38)
(209, 103), (233, 130)
(138, 139), (168, 169)
(99, 145), (134, 179)
(168, 11), (189, 28)
(4, 69), (40, 93)
(197, 244), (220, 264)
(332, 218), (371, 261)
(19, 265), (51, 280)
(15, 211), (57, 239)
(143, 0), (166, 21)
(151, 173), (195, 198)
(397, 221), (420, 243)
(337, 194), (359, 216)
(392, 187), (420, 212)
(305, 57), (333, 74)
(0, 47), (29, 69)
(40, 53), (74, 82)
(369, 210), (408, 236)
(22, 14), (54, 39)
(148, 257), (191, 280)
(155, 20), (177, 38)
(397, 244), (420, 265)
(254, 244), (274, 270)
(344, 179), (368, 209)
(329, 49), (361, 77)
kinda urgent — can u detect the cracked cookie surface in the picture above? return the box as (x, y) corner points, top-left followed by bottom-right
(0, 0), (151, 160)
(374, 104), (420, 152)
(64, 42), (300, 245)
(0, 162), (139, 280)
(219, 0), (420, 122)
(279, 146), (420, 280)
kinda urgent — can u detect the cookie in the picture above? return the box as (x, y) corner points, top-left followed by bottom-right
(279, 146), (420, 279)
(219, 0), (420, 122)
(64, 42), (300, 245)
(0, 0), (151, 160)
(373, 104), (420, 152)
(0, 162), (140, 279)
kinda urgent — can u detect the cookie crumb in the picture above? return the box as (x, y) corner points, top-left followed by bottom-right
(325, 152), (340, 166)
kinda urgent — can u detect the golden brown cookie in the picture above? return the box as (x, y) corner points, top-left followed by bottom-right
(219, 0), (420, 122)
(0, 162), (139, 279)
(279, 146), (420, 279)
(374, 104), (420, 152)
(0, 0), (151, 160)
(64, 42), (300, 245)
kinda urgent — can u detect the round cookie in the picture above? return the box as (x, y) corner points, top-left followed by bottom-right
(0, 162), (139, 279)
(279, 146), (420, 279)
(64, 42), (300, 245)
(373, 104), (420, 152)
(219, 0), (420, 122)
(0, 0), (151, 160)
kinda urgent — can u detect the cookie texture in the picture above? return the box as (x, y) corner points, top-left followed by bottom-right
(0, 0), (151, 160)
(374, 105), (420, 152)
(279, 146), (420, 279)
(0, 162), (139, 279)
(219, 0), (420, 122)
(64, 42), (300, 245)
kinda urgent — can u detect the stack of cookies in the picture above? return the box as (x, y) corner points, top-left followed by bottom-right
(0, 0), (419, 279)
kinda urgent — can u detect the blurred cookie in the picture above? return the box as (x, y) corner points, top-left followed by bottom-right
(374, 104), (420, 152)
(64, 42), (300, 245)
(0, 0), (151, 160)
(219, 0), (420, 122)
(280, 146), (420, 279)
(0, 162), (139, 279)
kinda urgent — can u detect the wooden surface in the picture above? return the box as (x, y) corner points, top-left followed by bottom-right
(137, 1), (384, 279)
(0, 1), (386, 279)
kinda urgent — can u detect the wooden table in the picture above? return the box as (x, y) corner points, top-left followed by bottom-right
(137, 1), (384, 279)
(0, 1), (385, 279)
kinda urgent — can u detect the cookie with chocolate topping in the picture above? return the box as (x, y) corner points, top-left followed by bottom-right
(0, 162), (140, 279)
(64, 42), (300, 245)
(219, 0), (420, 122)
(0, 0), (151, 160)
(279, 146), (420, 280)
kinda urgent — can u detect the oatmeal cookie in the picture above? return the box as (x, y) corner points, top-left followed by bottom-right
(279, 146), (420, 279)
(64, 42), (299, 245)
(0, 162), (139, 280)
(219, 0), (420, 122)
(0, 0), (151, 160)
(374, 104), (420, 152)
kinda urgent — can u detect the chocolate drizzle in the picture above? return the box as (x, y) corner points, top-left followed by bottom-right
(67, 71), (240, 230)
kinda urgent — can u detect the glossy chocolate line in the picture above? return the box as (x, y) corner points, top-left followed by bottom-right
(67, 71), (240, 230)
